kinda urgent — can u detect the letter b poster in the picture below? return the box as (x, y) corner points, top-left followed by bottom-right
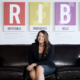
(55, 2), (76, 31)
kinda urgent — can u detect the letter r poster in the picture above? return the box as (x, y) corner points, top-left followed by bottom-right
(55, 2), (76, 31)
(4, 2), (25, 32)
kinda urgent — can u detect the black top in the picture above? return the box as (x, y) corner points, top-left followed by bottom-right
(39, 53), (42, 60)
(28, 43), (55, 68)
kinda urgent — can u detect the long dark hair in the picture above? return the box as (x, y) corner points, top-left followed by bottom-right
(35, 30), (50, 56)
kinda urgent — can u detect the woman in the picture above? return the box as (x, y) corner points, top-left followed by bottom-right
(27, 30), (56, 80)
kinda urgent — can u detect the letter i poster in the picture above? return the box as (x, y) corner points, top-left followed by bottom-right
(4, 2), (25, 32)
(55, 2), (76, 31)
(30, 2), (51, 31)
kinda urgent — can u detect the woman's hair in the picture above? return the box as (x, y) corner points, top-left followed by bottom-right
(35, 30), (50, 56)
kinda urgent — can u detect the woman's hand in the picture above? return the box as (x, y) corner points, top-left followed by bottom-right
(26, 64), (34, 71)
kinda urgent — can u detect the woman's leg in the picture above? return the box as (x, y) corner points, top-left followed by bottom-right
(36, 65), (45, 80)
(29, 69), (36, 80)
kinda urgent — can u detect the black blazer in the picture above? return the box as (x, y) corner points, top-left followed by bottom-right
(28, 43), (55, 68)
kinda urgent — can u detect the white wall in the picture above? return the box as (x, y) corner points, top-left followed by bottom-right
(0, 0), (80, 45)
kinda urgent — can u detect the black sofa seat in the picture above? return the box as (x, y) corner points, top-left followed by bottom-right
(57, 66), (80, 80)
(0, 45), (29, 80)
(0, 45), (80, 80)
(52, 45), (80, 80)
(0, 66), (24, 80)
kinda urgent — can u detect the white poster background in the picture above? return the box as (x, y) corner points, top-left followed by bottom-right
(0, 0), (80, 45)
(0, 3), (2, 32)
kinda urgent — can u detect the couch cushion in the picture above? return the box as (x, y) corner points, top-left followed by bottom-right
(0, 67), (24, 79)
(53, 45), (79, 66)
(57, 66), (80, 79)
(0, 45), (28, 67)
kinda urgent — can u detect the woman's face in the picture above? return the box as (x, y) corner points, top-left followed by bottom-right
(38, 32), (45, 44)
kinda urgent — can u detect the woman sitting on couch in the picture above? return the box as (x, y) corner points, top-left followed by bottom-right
(27, 30), (56, 80)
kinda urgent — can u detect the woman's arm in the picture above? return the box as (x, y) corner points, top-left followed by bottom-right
(27, 43), (38, 71)
(27, 63), (37, 71)
(27, 44), (34, 71)
(28, 45), (33, 65)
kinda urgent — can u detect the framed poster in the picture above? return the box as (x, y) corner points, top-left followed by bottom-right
(55, 2), (76, 31)
(30, 2), (51, 31)
(4, 2), (25, 32)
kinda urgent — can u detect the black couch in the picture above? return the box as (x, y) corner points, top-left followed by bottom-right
(0, 45), (80, 80)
